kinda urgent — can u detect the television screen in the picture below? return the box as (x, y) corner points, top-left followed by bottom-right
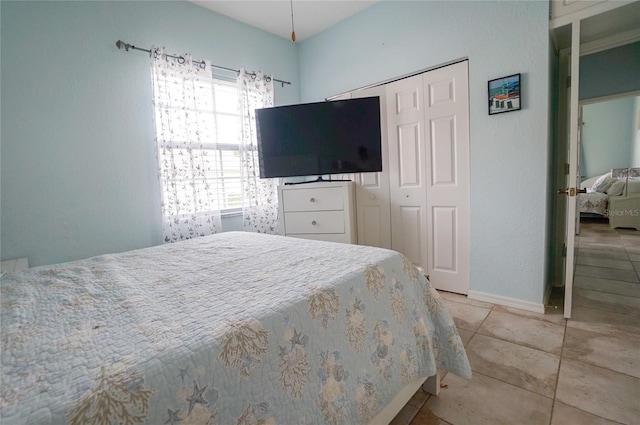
(255, 97), (382, 178)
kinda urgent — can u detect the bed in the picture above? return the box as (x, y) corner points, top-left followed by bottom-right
(579, 168), (640, 229)
(0, 231), (471, 425)
(579, 172), (621, 217)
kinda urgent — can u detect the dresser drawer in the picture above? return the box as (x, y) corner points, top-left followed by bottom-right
(281, 187), (345, 212)
(283, 211), (345, 234)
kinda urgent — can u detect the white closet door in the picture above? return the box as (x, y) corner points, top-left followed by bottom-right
(386, 75), (429, 268)
(352, 86), (392, 249)
(423, 61), (470, 294)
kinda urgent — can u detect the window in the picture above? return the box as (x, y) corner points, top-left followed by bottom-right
(154, 73), (244, 217)
(151, 50), (278, 241)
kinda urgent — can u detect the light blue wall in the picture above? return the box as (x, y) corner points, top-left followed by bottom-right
(297, 1), (551, 305)
(1, 1), (299, 266)
(581, 96), (638, 178)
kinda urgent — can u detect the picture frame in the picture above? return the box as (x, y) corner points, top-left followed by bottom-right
(488, 73), (521, 115)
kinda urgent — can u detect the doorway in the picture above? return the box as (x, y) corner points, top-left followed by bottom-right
(574, 93), (640, 313)
(550, 3), (640, 318)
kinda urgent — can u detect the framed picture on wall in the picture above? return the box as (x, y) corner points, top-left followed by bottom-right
(488, 73), (521, 115)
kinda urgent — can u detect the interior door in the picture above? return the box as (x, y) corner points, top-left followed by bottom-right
(552, 49), (571, 297)
(561, 21), (582, 319)
(423, 61), (470, 294)
(386, 74), (429, 269)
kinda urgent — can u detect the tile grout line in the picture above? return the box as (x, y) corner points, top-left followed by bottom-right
(468, 368), (556, 402)
(548, 317), (568, 425)
(473, 329), (564, 358)
(562, 353), (640, 381)
(425, 300), (496, 425)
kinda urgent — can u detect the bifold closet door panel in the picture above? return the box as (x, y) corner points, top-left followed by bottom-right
(423, 61), (470, 295)
(386, 74), (429, 270)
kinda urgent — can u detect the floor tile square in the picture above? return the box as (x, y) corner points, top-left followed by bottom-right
(425, 372), (552, 425)
(456, 328), (474, 346)
(621, 234), (640, 246)
(573, 288), (640, 317)
(465, 333), (560, 397)
(562, 327), (640, 378)
(574, 264), (639, 283)
(576, 256), (635, 270)
(574, 275), (640, 298)
(577, 248), (629, 260)
(477, 310), (565, 355)
(625, 244), (640, 254)
(551, 401), (621, 425)
(409, 406), (452, 425)
(578, 242), (627, 252)
(567, 305), (640, 342)
(556, 358), (640, 424)
(441, 299), (491, 333)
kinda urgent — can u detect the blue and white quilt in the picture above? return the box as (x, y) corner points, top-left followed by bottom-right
(1, 231), (471, 424)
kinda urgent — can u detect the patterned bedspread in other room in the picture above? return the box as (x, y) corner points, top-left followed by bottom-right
(1, 231), (471, 425)
(579, 192), (609, 216)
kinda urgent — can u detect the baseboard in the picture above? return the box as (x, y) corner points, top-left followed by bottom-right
(467, 290), (546, 314)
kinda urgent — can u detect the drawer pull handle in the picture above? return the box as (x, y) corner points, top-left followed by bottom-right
(310, 197), (315, 203)
(311, 220), (317, 225)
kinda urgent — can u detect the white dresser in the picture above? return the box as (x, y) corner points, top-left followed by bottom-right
(278, 181), (356, 244)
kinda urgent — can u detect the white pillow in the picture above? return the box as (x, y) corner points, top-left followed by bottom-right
(591, 174), (614, 193)
(606, 180), (625, 196)
(580, 176), (599, 189)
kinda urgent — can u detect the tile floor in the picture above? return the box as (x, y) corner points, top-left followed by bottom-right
(390, 221), (640, 425)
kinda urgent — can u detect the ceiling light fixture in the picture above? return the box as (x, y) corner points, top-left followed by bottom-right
(290, 0), (296, 42)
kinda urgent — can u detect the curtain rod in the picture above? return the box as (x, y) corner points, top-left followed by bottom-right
(115, 40), (291, 87)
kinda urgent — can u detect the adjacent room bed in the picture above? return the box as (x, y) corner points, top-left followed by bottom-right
(579, 168), (640, 229)
(0, 231), (471, 425)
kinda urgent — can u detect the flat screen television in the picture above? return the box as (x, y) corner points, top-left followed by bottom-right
(255, 96), (382, 179)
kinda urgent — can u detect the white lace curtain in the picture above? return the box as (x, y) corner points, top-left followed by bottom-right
(150, 48), (222, 242)
(238, 68), (279, 234)
(151, 49), (278, 242)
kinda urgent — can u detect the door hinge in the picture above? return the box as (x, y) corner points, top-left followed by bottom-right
(565, 163), (570, 175)
(566, 76), (571, 88)
(562, 244), (567, 257)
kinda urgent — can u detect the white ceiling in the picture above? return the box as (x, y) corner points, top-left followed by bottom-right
(189, 0), (378, 42)
(191, 1), (640, 47)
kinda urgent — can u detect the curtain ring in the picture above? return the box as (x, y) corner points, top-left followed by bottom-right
(251, 73), (257, 80)
(153, 49), (161, 59)
(178, 56), (185, 65)
(265, 76), (272, 82)
(199, 61), (206, 70)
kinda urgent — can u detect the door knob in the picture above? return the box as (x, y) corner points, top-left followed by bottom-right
(557, 188), (587, 196)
